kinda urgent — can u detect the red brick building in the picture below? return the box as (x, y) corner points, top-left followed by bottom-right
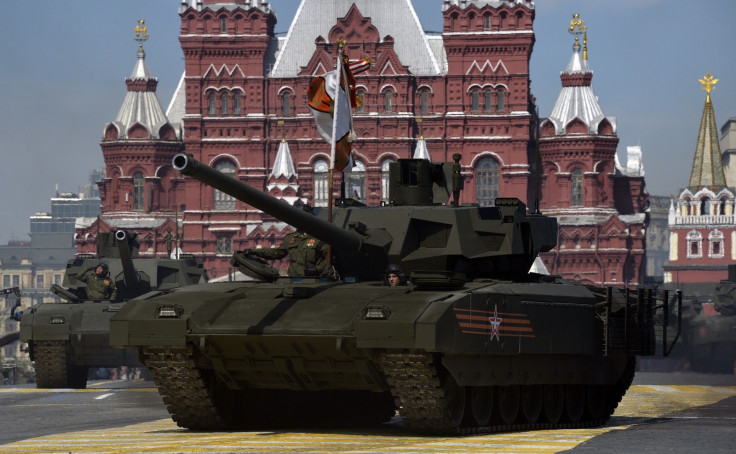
(78, 1), (648, 285)
(536, 23), (649, 288)
(663, 73), (735, 285)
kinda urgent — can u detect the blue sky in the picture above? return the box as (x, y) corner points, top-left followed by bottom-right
(0, 0), (734, 241)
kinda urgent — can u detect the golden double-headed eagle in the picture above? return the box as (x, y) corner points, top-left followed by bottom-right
(135, 19), (149, 42)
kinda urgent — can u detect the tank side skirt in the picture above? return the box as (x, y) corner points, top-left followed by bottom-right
(379, 350), (636, 435)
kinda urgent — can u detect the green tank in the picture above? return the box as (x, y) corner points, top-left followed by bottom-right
(110, 153), (680, 433)
(682, 265), (736, 374)
(19, 230), (207, 389)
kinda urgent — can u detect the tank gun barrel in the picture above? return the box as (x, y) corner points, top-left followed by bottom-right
(0, 331), (20, 347)
(173, 153), (362, 253)
(115, 230), (140, 289)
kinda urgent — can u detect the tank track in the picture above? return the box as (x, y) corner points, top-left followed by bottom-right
(140, 345), (227, 430)
(33, 341), (87, 389)
(380, 351), (635, 435)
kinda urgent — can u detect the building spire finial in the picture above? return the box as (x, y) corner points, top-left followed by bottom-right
(135, 19), (149, 54)
(699, 73), (719, 103)
(568, 14), (586, 59)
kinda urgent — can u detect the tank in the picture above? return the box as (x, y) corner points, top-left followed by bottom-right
(110, 153), (679, 433)
(19, 230), (207, 389)
(681, 265), (736, 374)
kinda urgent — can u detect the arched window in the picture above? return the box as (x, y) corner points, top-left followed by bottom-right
(313, 160), (329, 207)
(221, 93), (228, 115)
(484, 14), (491, 30)
(208, 92), (216, 115)
(571, 168), (583, 206)
(484, 89), (492, 113)
(220, 17), (227, 33)
(471, 89), (479, 112)
(133, 172), (145, 211)
(348, 160), (367, 202)
(700, 198), (710, 216)
(475, 157), (499, 207)
(281, 91), (291, 116)
(719, 197), (728, 215)
(381, 158), (395, 203)
(420, 90), (429, 114)
(497, 89), (505, 112)
(214, 160), (236, 210)
(357, 89), (366, 113)
(681, 198), (692, 216)
(384, 90), (393, 113)
(233, 92), (241, 115)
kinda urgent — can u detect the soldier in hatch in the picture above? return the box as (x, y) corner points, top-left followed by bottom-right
(76, 263), (118, 300)
(247, 231), (328, 277)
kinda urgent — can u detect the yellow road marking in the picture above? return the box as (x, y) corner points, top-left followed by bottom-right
(1, 385), (734, 453)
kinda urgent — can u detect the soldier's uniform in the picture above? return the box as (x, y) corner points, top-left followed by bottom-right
(76, 267), (118, 300)
(250, 231), (328, 277)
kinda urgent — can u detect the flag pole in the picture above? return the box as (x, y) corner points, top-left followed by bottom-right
(326, 38), (346, 266)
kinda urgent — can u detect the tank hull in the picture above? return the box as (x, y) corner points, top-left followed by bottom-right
(20, 302), (141, 367)
(111, 276), (652, 432)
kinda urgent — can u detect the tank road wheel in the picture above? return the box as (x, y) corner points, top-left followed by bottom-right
(542, 384), (564, 424)
(443, 373), (466, 426)
(585, 385), (608, 421)
(495, 385), (520, 425)
(564, 385), (586, 423)
(33, 341), (87, 389)
(469, 386), (493, 426)
(520, 385), (543, 424)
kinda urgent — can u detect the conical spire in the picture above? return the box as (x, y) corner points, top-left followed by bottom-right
(413, 136), (431, 161)
(267, 139), (301, 207)
(270, 139), (297, 179)
(108, 20), (171, 139)
(688, 73), (727, 190)
(544, 14), (611, 136)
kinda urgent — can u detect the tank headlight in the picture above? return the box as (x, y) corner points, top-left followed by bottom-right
(50, 315), (65, 324)
(156, 304), (182, 318)
(365, 306), (390, 320)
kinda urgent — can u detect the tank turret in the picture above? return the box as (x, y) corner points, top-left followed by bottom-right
(173, 153), (557, 285)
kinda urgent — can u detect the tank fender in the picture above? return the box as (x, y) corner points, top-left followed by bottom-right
(355, 292), (464, 349)
(19, 305), (73, 342)
(415, 293), (468, 351)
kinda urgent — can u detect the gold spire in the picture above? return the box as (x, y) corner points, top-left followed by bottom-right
(688, 72), (727, 190)
(568, 14), (587, 60)
(699, 73), (719, 103)
(135, 19), (149, 52)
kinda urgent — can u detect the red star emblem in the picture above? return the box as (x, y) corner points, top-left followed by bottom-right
(489, 305), (502, 341)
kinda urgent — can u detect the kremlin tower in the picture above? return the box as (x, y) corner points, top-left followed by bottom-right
(663, 73), (735, 288)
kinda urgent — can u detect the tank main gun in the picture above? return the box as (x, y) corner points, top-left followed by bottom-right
(173, 153), (557, 285)
(115, 230), (142, 292)
(173, 153), (371, 256)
